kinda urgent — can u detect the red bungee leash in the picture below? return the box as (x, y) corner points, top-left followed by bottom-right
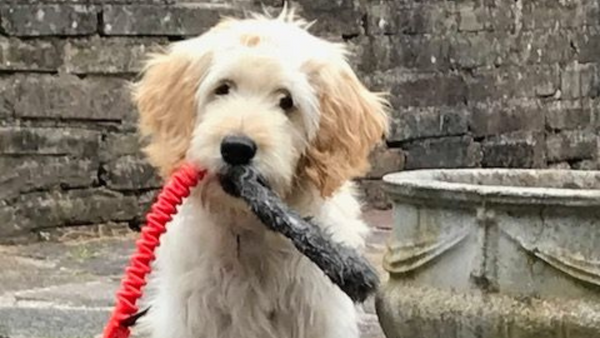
(102, 163), (207, 338)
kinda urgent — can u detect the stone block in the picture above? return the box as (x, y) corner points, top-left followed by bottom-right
(404, 136), (481, 170)
(358, 179), (391, 210)
(354, 36), (395, 73)
(391, 73), (467, 107)
(13, 75), (134, 121)
(0, 157), (97, 200)
(457, 3), (487, 32)
(508, 30), (573, 65)
(546, 130), (597, 162)
(102, 155), (161, 191)
(449, 33), (504, 69)
(395, 4), (457, 35)
(487, 5), (515, 32)
(366, 1), (457, 35)
(365, 2), (395, 36)
(0, 4), (97, 36)
(467, 65), (559, 102)
(0, 189), (139, 237)
(390, 106), (468, 143)
(0, 76), (15, 118)
(0, 127), (101, 156)
(561, 62), (582, 99)
(65, 37), (167, 74)
(392, 35), (450, 71)
(580, 63), (599, 98)
(546, 100), (592, 131)
(572, 160), (599, 170)
(575, 26), (600, 64)
(367, 146), (405, 179)
(134, 189), (159, 226)
(102, 4), (236, 36)
(100, 132), (144, 161)
(470, 99), (544, 137)
(481, 132), (544, 168)
(295, 0), (365, 38)
(0, 37), (63, 71)
(521, 2), (584, 31)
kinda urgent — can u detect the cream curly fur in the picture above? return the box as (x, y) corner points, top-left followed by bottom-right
(134, 9), (388, 338)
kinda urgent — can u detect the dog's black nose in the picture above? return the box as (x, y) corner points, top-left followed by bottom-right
(221, 135), (257, 165)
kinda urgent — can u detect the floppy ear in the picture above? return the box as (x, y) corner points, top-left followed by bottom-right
(298, 60), (389, 197)
(133, 42), (212, 178)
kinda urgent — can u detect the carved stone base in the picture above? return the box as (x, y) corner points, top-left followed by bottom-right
(376, 284), (600, 338)
(378, 169), (600, 338)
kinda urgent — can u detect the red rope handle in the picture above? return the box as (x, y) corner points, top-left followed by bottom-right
(102, 163), (207, 338)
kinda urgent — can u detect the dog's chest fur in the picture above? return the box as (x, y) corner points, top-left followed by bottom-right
(139, 198), (360, 338)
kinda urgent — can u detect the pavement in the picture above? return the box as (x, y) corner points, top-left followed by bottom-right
(0, 209), (393, 338)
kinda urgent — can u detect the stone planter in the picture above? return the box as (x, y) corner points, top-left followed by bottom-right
(376, 169), (600, 338)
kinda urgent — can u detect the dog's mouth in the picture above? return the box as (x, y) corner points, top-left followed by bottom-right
(218, 165), (270, 198)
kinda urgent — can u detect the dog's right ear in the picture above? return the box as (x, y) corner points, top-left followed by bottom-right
(133, 38), (214, 178)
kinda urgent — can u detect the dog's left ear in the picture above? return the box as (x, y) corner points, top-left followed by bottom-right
(298, 59), (389, 197)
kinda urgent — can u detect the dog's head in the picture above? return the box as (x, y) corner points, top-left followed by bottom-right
(134, 10), (388, 202)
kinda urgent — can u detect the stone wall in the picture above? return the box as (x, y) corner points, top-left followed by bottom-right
(1, 0), (599, 241)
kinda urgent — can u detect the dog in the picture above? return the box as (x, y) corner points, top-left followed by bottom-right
(134, 8), (389, 338)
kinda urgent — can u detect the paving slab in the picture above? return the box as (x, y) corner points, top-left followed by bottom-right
(0, 209), (393, 338)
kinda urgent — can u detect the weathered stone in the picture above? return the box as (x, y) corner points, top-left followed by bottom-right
(0, 4), (97, 36)
(457, 3), (486, 32)
(0, 76), (15, 118)
(509, 30), (573, 65)
(0, 127), (101, 156)
(0, 37), (63, 71)
(469, 99), (544, 137)
(548, 161), (571, 169)
(353, 36), (395, 73)
(522, 1), (587, 31)
(365, 1), (395, 36)
(392, 35), (450, 71)
(379, 169), (600, 338)
(0, 189), (139, 237)
(562, 62), (582, 99)
(102, 4), (237, 36)
(580, 63), (600, 98)
(449, 33), (504, 69)
(395, 3), (457, 35)
(546, 100), (592, 131)
(404, 136), (481, 169)
(103, 155), (161, 191)
(546, 130), (597, 162)
(367, 146), (405, 179)
(481, 132), (544, 168)
(100, 132), (144, 161)
(295, 0), (365, 38)
(390, 106), (468, 143)
(134, 189), (159, 226)
(487, 4), (515, 32)
(65, 37), (167, 74)
(390, 72), (467, 107)
(572, 160), (599, 170)
(575, 26), (600, 64)
(467, 65), (560, 102)
(359, 179), (391, 210)
(0, 157), (97, 200)
(13, 75), (134, 120)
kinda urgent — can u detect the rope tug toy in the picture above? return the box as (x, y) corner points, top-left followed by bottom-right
(102, 163), (379, 338)
(102, 163), (206, 338)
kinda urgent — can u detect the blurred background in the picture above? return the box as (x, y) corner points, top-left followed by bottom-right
(0, 0), (598, 241)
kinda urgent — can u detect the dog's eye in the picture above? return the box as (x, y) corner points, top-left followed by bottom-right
(279, 94), (294, 112)
(215, 83), (230, 96)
